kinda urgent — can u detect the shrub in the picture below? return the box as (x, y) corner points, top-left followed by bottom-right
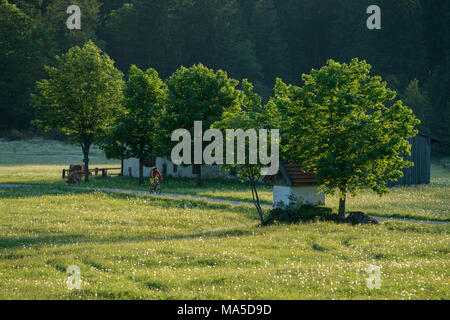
(264, 205), (336, 225)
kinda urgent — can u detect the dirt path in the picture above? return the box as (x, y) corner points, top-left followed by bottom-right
(1, 183), (448, 225)
(79, 186), (273, 207)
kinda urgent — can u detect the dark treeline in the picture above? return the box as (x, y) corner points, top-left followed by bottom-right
(1, 0), (449, 153)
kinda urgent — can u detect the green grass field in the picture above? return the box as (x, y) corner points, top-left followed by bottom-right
(1, 139), (448, 221)
(0, 139), (449, 299)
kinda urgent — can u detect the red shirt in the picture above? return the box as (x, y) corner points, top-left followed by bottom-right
(150, 169), (162, 180)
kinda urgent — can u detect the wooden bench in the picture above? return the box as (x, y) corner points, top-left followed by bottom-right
(62, 167), (122, 179)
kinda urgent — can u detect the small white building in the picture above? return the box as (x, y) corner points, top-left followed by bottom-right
(123, 159), (324, 208)
(264, 162), (325, 208)
(123, 157), (234, 180)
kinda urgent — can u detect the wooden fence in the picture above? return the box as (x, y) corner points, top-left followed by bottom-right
(62, 167), (121, 179)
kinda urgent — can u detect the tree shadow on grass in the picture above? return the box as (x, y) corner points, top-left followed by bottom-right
(1, 174), (274, 205)
(0, 228), (254, 250)
(0, 185), (260, 218)
(263, 205), (337, 226)
(86, 176), (274, 204)
(0, 184), (86, 199)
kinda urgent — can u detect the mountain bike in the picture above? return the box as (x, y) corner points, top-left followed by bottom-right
(149, 179), (161, 194)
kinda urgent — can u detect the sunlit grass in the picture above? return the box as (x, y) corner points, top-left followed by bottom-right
(0, 139), (448, 299)
(0, 138), (118, 165)
(328, 176), (450, 221)
(0, 138), (449, 222)
(0, 138), (119, 184)
(86, 176), (274, 204)
(0, 186), (448, 300)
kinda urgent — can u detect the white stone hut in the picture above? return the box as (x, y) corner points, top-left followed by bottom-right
(264, 162), (325, 208)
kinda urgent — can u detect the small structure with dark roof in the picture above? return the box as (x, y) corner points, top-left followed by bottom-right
(264, 162), (325, 208)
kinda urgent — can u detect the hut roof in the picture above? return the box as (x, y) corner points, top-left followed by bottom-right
(264, 162), (319, 186)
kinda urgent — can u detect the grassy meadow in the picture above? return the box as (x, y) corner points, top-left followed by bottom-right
(0, 186), (449, 299)
(0, 139), (448, 221)
(0, 138), (449, 299)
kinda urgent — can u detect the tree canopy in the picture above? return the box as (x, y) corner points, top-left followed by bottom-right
(156, 64), (239, 186)
(0, 0), (53, 129)
(213, 79), (278, 224)
(32, 40), (124, 182)
(119, 65), (168, 184)
(275, 59), (420, 217)
(3, 0), (449, 153)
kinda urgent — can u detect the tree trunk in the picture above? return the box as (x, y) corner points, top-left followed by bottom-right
(139, 158), (144, 185)
(83, 150), (89, 183)
(250, 178), (264, 225)
(120, 142), (124, 177)
(338, 193), (346, 220)
(196, 165), (202, 187)
(120, 156), (123, 177)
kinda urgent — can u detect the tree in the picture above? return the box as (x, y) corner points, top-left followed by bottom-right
(402, 79), (432, 134)
(275, 59), (419, 219)
(274, 0), (338, 83)
(426, 66), (450, 153)
(157, 64), (239, 186)
(98, 0), (128, 21)
(99, 128), (128, 176)
(9, 0), (101, 54)
(0, 0), (54, 129)
(250, 0), (289, 88)
(102, 1), (172, 75)
(423, 0), (450, 153)
(120, 65), (168, 184)
(213, 1), (264, 95)
(98, 105), (128, 177)
(213, 79), (278, 224)
(43, 0), (101, 53)
(331, 0), (427, 86)
(102, 3), (140, 72)
(32, 41), (124, 182)
(7, 0), (46, 19)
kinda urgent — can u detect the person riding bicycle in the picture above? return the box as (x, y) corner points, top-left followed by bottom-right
(149, 166), (163, 192)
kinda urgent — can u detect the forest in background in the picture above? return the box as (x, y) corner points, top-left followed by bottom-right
(1, 0), (449, 153)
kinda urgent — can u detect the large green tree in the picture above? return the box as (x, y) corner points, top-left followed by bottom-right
(32, 41), (124, 182)
(213, 79), (278, 224)
(157, 64), (239, 186)
(276, 59), (419, 218)
(120, 65), (168, 184)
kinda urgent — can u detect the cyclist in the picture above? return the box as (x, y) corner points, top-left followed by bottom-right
(149, 166), (163, 193)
